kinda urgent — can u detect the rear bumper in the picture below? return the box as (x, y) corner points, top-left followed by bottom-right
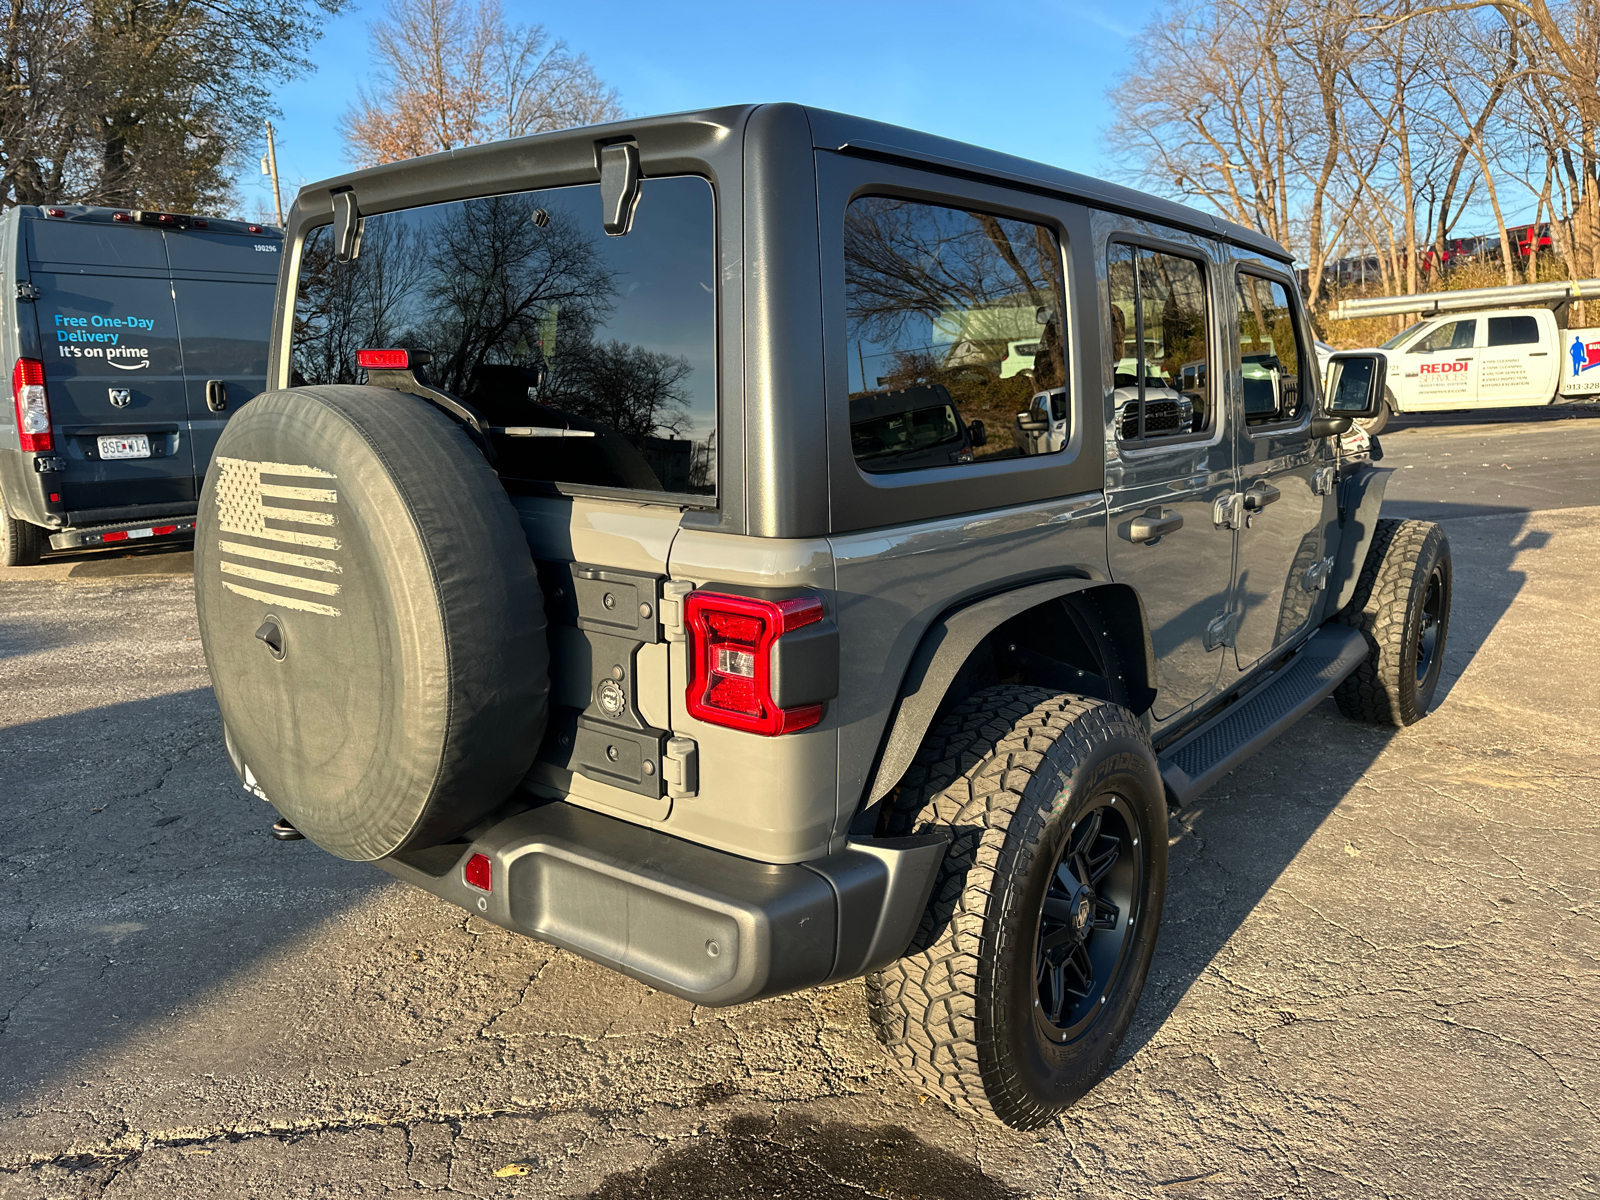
(50, 515), (197, 550)
(377, 800), (947, 1006)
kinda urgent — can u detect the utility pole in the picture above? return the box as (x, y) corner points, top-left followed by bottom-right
(261, 121), (285, 228)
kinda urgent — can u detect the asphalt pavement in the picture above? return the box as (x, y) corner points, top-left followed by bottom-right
(2, 405), (1597, 1199)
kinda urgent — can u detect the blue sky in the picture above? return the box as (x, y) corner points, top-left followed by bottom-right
(240, 0), (1166, 221)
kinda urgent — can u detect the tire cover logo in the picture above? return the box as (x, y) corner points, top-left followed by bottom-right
(213, 456), (344, 617)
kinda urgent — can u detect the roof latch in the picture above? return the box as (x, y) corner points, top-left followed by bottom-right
(333, 190), (361, 262)
(599, 143), (640, 237)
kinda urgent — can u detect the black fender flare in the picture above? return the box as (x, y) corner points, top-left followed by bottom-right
(1328, 463), (1393, 613)
(865, 578), (1156, 806)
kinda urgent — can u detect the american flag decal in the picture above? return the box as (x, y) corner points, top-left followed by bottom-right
(214, 457), (344, 617)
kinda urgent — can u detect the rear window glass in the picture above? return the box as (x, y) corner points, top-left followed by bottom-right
(27, 220), (169, 270)
(1487, 315), (1539, 347)
(291, 176), (717, 498)
(165, 229), (283, 276)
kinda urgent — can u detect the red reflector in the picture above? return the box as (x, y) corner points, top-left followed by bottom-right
(112, 212), (131, 222)
(44, 208), (65, 218)
(464, 853), (492, 892)
(247, 224), (263, 233)
(357, 348), (411, 370)
(102, 531), (128, 542)
(151, 525), (178, 535)
(685, 591), (825, 736)
(49, 493), (59, 502)
(12, 358), (52, 452)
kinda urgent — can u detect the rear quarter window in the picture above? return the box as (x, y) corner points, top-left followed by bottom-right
(291, 176), (717, 498)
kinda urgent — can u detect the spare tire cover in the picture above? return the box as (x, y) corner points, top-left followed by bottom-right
(195, 385), (549, 861)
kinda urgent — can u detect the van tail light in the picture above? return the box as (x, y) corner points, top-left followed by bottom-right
(685, 591), (828, 736)
(12, 359), (52, 452)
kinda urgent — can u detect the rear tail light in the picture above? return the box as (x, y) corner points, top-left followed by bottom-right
(12, 358), (52, 452)
(464, 853), (492, 892)
(685, 592), (825, 735)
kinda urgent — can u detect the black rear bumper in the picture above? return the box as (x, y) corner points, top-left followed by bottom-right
(377, 800), (947, 1006)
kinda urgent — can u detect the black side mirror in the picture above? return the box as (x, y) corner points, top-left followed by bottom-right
(1325, 351), (1387, 418)
(968, 419), (987, 448)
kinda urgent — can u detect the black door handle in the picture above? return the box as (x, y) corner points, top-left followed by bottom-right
(1243, 482), (1281, 511)
(1129, 508), (1184, 544)
(206, 379), (228, 412)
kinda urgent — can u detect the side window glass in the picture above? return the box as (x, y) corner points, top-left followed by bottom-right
(1410, 319), (1476, 353)
(1487, 315), (1539, 347)
(1108, 243), (1211, 441)
(844, 196), (1068, 473)
(1234, 272), (1307, 425)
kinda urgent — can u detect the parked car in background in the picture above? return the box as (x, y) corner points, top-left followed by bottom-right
(1, 206), (281, 565)
(1344, 307), (1600, 433)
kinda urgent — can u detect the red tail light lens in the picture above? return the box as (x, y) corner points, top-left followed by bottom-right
(247, 224), (263, 233)
(44, 208), (65, 218)
(464, 853), (492, 892)
(357, 348), (411, 370)
(685, 592), (824, 735)
(12, 358), (52, 452)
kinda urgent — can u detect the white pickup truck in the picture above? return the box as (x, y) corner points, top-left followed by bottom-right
(1348, 307), (1600, 432)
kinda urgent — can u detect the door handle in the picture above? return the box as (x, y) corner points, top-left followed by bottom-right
(1128, 508), (1183, 544)
(205, 379), (228, 412)
(1242, 482), (1281, 511)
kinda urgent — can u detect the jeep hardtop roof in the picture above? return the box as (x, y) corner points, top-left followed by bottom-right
(289, 103), (1290, 266)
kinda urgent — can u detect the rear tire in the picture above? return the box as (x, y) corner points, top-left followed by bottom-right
(0, 494), (46, 567)
(1335, 519), (1451, 726)
(866, 686), (1167, 1130)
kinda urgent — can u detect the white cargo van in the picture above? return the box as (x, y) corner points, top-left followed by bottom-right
(1351, 307), (1600, 431)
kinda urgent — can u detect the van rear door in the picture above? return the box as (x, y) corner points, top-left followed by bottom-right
(166, 228), (280, 475)
(26, 218), (195, 520)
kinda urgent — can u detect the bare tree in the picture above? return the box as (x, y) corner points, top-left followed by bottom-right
(341, 0), (623, 167)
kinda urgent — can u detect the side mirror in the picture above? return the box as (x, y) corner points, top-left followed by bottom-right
(968, 419), (987, 448)
(1321, 351), (1387, 432)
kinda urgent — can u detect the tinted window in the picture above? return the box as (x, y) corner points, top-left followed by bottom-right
(844, 196), (1067, 472)
(27, 220), (169, 270)
(291, 176), (717, 498)
(1487, 315), (1540, 347)
(175, 280), (274, 375)
(1108, 244), (1211, 441)
(1411, 319), (1476, 353)
(1234, 272), (1307, 425)
(165, 229), (283, 276)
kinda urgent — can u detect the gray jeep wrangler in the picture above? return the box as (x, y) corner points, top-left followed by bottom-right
(194, 104), (1448, 1131)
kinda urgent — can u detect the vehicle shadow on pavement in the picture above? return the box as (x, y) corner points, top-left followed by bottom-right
(1116, 504), (1535, 1061)
(0, 688), (388, 1114)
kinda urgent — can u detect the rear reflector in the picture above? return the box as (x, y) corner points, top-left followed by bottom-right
(44, 208), (65, 218)
(357, 348), (412, 370)
(152, 525), (177, 535)
(464, 853), (492, 892)
(112, 212), (131, 222)
(11, 358), (52, 452)
(685, 591), (825, 736)
(102, 531), (128, 543)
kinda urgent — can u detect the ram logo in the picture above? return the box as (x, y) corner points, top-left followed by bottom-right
(213, 456), (344, 617)
(108, 388), (131, 408)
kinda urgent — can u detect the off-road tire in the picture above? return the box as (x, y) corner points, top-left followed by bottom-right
(866, 686), (1167, 1130)
(0, 494), (46, 567)
(1335, 518), (1451, 726)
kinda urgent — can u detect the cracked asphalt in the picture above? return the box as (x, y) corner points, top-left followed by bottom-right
(2, 405), (1597, 1199)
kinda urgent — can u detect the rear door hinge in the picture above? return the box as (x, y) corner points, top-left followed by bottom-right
(1302, 555), (1335, 592)
(1204, 611), (1238, 651)
(660, 579), (695, 642)
(664, 736), (698, 798)
(15, 281), (40, 301)
(1313, 466), (1336, 495)
(1212, 492), (1245, 530)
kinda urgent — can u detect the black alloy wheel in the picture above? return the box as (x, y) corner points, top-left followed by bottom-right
(1034, 797), (1142, 1044)
(1415, 564), (1444, 685)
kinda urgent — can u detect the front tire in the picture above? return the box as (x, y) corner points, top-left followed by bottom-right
(866, 687), (1167, 1130)
(0, 494), (46, 567)
(1335, 519), (1452, 726)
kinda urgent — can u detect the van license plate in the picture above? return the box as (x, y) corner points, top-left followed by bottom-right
(98, 435), (150, 460)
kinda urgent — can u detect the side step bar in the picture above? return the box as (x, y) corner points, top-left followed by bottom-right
(1158, 623), (1368, 806)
